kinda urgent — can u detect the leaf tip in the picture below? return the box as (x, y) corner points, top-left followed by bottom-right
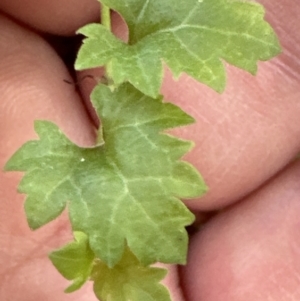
(3, 158), (14, 171)
(64, 279), (85, 293)
(27, 216), (42, 231)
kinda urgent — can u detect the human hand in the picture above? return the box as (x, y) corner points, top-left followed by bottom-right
(0, 0), (299, 300)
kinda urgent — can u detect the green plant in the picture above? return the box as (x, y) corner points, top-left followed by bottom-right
(4, 0), (280, 300)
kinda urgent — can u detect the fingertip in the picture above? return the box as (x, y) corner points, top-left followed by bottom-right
(0, 0), (99, 35)
(181, 160), (300, 301)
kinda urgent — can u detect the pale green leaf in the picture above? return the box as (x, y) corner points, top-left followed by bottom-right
(92, 247), (171, 301)
(75, 0), (281, 97)
(5, 83), (207, 267)
(49, 231), (95, 293)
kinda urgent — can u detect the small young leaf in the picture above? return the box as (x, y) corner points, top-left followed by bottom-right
(5, 83), (207, 267)
(49, 231), (95, 293)
(76, 0), (281, 97)
(92, 247), (171, 301)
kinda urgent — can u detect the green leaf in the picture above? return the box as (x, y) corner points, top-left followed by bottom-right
(92, 247), (171, 301)
(49, 231), (95, 293)
(75, 0), (281, 97)
(5, 83), (207, 267)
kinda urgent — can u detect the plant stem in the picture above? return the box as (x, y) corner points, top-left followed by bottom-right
(101, 3), (111, 31)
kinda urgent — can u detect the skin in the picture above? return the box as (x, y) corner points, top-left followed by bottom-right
(0, 0), (299, 300)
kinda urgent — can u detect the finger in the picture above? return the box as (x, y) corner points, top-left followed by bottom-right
(0, 15), (184, 301)
(78, 0), (300, 210)
(0, 0), (99, 35)
(0, 14), (96, 300)
(166, 0), (300, 210)
(181, 159), (300, 301)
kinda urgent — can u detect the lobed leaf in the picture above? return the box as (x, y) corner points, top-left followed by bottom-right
(49, 231), (95, 293)
(92, 247), (171, 301)
(5, 83), (207, 267)
(76, 0), (281, 97)
(50, 232), (171, 301)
